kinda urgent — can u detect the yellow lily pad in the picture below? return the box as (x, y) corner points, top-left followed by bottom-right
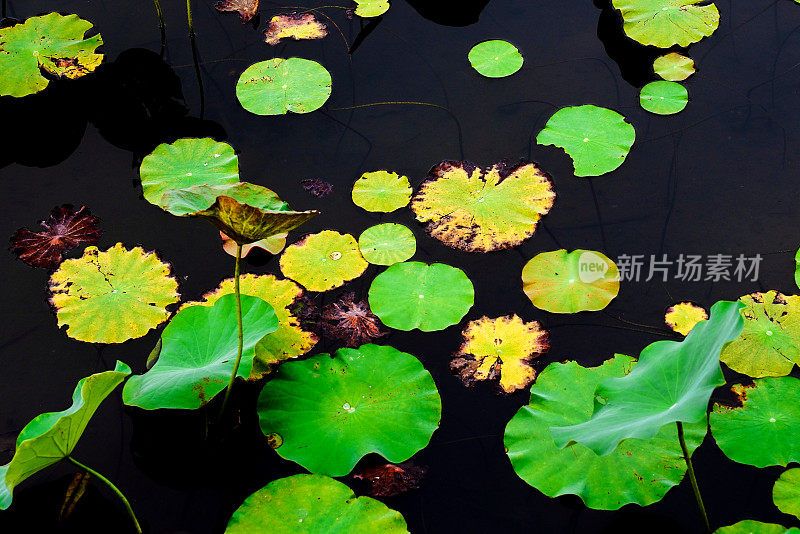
(280, 231), (368, 292)
(351, 171), (412, 213)
(665, 302), (708, 336)
(264, 13), (327, 45)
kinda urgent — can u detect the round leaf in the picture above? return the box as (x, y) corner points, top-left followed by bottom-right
(354, 0), (390, 17)
(774, 468), (800, 520)
(236, 58), (332, 115)
(368, 261), (474, 331)
(257, 344), (441, 476)
(280, 231), (368, 292)
(468, 40), (523, 78)
(665, 302), (708, 336)
(653, 53), (695, 81)
(351, 171), (412, 212)
(264, 14), (328, 46)
(640, 81), (688, 115)
(358, 223), (416, 265)
(715, 521), (800, 534)
(612, 0), (720, 48)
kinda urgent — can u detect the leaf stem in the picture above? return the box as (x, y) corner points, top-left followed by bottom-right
(66, 456), (142, 534)
(152, 0), (166, 53)
(186, 0), (205, 117)
(677, 421), (711, 533)
(220, 243), (244, 415)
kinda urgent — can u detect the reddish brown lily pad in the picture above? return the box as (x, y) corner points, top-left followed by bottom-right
(10, 205), (101, 268)
(353, 461), (427, 497)
(214, 0), (259, 22)
(320, 292), (386, 347)
(264, 13), (328, 46)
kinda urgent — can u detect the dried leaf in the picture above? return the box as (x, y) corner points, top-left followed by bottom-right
(59, 472), (90, 520)
(301, 178), (334, 198)
(321, 292), (386, 347)
(665, 302), (707, 336)
(353, 462), (427, 497)
(264, 13), (328, 46)
(220, 231), (286, 257)
(11, 205), (101, 269)
(215, 0), (259, 22)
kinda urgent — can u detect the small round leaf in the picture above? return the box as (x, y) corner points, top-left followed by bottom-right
(354, 0), (390, 17)
(358, 224), (416, 265)
(665, 302), (708, 336)
(468, 40), (523, 78)
(280, 231), (368, 291)
(351, 171), (412, 212)
(236, 58), (332, 115)
(640, 81), (688, 115)
(653, 53), (695, 81)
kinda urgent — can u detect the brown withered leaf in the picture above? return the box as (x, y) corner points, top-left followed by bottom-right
(10, 205), (102, 269)
(320, 292), (386, 347)
(264, 13), (328, 46)
(353, 461), (426, 497)
(215, 0), (259, 22)
(59, 472), (90, 521)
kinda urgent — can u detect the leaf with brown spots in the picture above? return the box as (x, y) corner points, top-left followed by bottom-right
(320, 292), (386, 347)
(264, 13), (328, 46)
(215, 0), (259, 22)
(353, 461), (426, 497)
(11, 205), (101, 269)
(220, 231), (286, 257)
(665, 302), (708, 336)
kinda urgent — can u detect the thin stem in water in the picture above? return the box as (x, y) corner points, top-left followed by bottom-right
(186, 0), (205, 117)
(152, 0), (167, 54)
(677, 421), (711, 533)
(219, 243), (244, 415)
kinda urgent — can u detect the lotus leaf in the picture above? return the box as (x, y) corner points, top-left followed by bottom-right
(654, 53), (695, 81)
(368, 261), (474, 331)
(505, 356), (706, 510)
(354, 0), (390, 17)
(0, 362), (131, 509)
(612, 0), (720, 48)
(468, 40), (523, 78)
(264, 14), (327, 45)
(358, 223), (416, 265)
(280, 231), (367, 292)
(665, 302), (708, 336)
(551, 300), (744, 455)
(236, 58), (332, 115)
(411, 161), (555, 252)
(353, 462), (426, 497)
(123, 294), (278, 410)
(536, 105), (635, 177)
(715, 521), (800, 534)
(451, 315), (549, 393)
(257, 344), (441, 476)
(795, 248), (800, 290)
(49, 243), (180, 344)
(640, 81), (688, 115)
(774, 468), (800, 520)
(710, 377), (800, 467)
(215, 0), (259, 22)
(11, 205), (101, 269)
(351, 171), (412, 212)
(225, 474), (408, 533)
(220, 231), (286, 257)
(521, 249), (619, 313)
(0, 13), (103, 98)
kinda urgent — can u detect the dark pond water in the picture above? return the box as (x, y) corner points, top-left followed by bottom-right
(2, 0), (799, 532)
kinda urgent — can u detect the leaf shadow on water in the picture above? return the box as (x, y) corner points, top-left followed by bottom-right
(404, 0), (491, 27)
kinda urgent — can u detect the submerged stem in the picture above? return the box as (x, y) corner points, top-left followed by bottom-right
(152, 0), (167, 54)
(677, 421), (711, 533)
(220, 244), (244, 416)
(186, 0), (205, 117)
(66, 456), (142, 534)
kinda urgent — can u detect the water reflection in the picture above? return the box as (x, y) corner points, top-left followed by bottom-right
(405, 0), (491, 27)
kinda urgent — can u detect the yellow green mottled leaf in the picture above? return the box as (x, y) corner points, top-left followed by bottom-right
(774, 468), (800, 520)
(221, 231), (286, 258)
(264, 13), (327, 45)
(280, 231), (368, 292)
(354, 0), (390, 17)
(351, 171), (412, 213)
(653, 53), (695, 81)
(358, 223), (416, 266)
(665, 302), (708, 336)
(612, 0), (720, 48)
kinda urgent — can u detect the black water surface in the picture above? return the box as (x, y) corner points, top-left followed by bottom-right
(2, 0), (800, 532)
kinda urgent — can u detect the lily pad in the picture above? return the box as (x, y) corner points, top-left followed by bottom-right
(795, 248), (800, 290)
(612, 0), (720, 48)
(536, 105), (635, 177)
(468, 40), (523, 78)
(774, 468), (800, 520)
(411, 161), (555, 252)
(640, 81), (688, 115)
(215, 0), (259, 22)
(280, 231), (368, 292)
(715, 521), (800, 534)
(368, 261), (474, 331)
(0, 362), (131, 509)
(551, 300), (744, 455)
(123, 294), (278, 410)
(521, 249), (619, 313)
(264, 13), (327, 45)
(505, 356), (706, 510)
(225, 474), (408, 533)
(0, 13), (103, 98)
(236, 58), (332, 115)
(354, 0), (390, 17)
(351, 171), (412, 212)
(358, 223), (416, 265)
(653, 53), (695, 81)
(49, 243), (180, 344)
(451, 315), (549, 393)
(257, 344), (441, 476)
(665, 302), (708, 336)
(140, 138), (239, 207)
(11, 205), (101, 269)
(710, 377), (800, 467)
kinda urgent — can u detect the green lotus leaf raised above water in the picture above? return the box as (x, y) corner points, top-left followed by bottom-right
(715, 521), (800, 534)
(612, 0), (720, 48)
(358, 223), (416, 265)
(468, 40), (523, 78)
(640, 81), (688, 115)
(774, 468), (800, 520)
(236, 58), (332, 115)
(280, 231), (368, 291)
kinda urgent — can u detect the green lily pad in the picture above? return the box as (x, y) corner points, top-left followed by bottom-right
(236, 58), (332, 115)
(710, 377), (800, 467)
(715, 521), (800, 534)
(0, 362), (131, 509)
(640, 81), (688, 115)
(795, 248), (800, 290)
(257, 345), (441, 476)
(368, 261), (474, 331)
(354, 0), (390, 17)
(351, 171), (412, 213)
(468, 40), (523, 78)
(774, 468), (800, 520)
(225, 474), (408, 533)
(521, 249), (619, 313)
(536, 105), (635, 177)
(653, 53), (695, 81)
(139, 138), (240, 207)
(358, 224), (416, 265)
(122, 294), (278, 410)
(505, 355), (706, 510)
(551, 300), (744, 455)
(0, 13), (103, 98)
(612, 0), (720, 48)
(280, 231), (368, 292)
(48, 243), (180, 344)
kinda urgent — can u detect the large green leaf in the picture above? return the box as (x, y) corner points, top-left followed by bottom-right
(0, 13), (103, 98)
(612, 0), (720, 48)
(550, 300), (744, 455)
(257, 345), (441, 476)
(468, 40), (523, 78)
(0, 362), (131, 509)
(122, 294), (278, 410)
(710, 377), (800, 467)
(368, 261), (474, 331)
(225, 474), (408, 533)
(280, 231), (368, 291)
(715, 521), (800, 534)
(236, 58), (332, 115)
(774, 468), (800, 520)
(640, 81), (688, 115)
(505, 356), (706, 510)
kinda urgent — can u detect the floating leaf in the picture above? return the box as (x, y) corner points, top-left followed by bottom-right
(369, 261), (474, 331)
(10, 205), (101, 269)
(451, 315), (549, 393)
(354, 0), (390, 17)
(411, 161), (555, 252)
(710, 377), (800, 467)
(0, 362), (131, 509)
(640, 81), (688, 115)
(551, 300), (744, 455)
(612, 0), (720, 48)
(536, 105), (635, 177)
(653, 53), (695, 81)
(264, 13), (327, 45)
(351, 171), (412, 212)
(221, 231), (286, 258)
(214, 0), (259, 22)
(49, 243), (180, 344)
(236, 58), (332, 115)
(301, 178), (334, 197)
(353, 462), (426, 498)
(123, 294), (277, 409)
(225, 474), (409, 533)
(257, 344), (441, 476)
(468, 40), (523, 78)
(795, 248), (800, 290)
(139, 138), (239, 207)
(280, 231), (367, 292)
(358, 223), (416, 265)
(774, 468), (800, 520)
(504, 356), (706, 510)
(665, 302), (708, 336)
(320, 292), (386, 347)
(715, 521), (800, 534)
(0, 13), (103, 98)
(521, 249), (619, 313)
